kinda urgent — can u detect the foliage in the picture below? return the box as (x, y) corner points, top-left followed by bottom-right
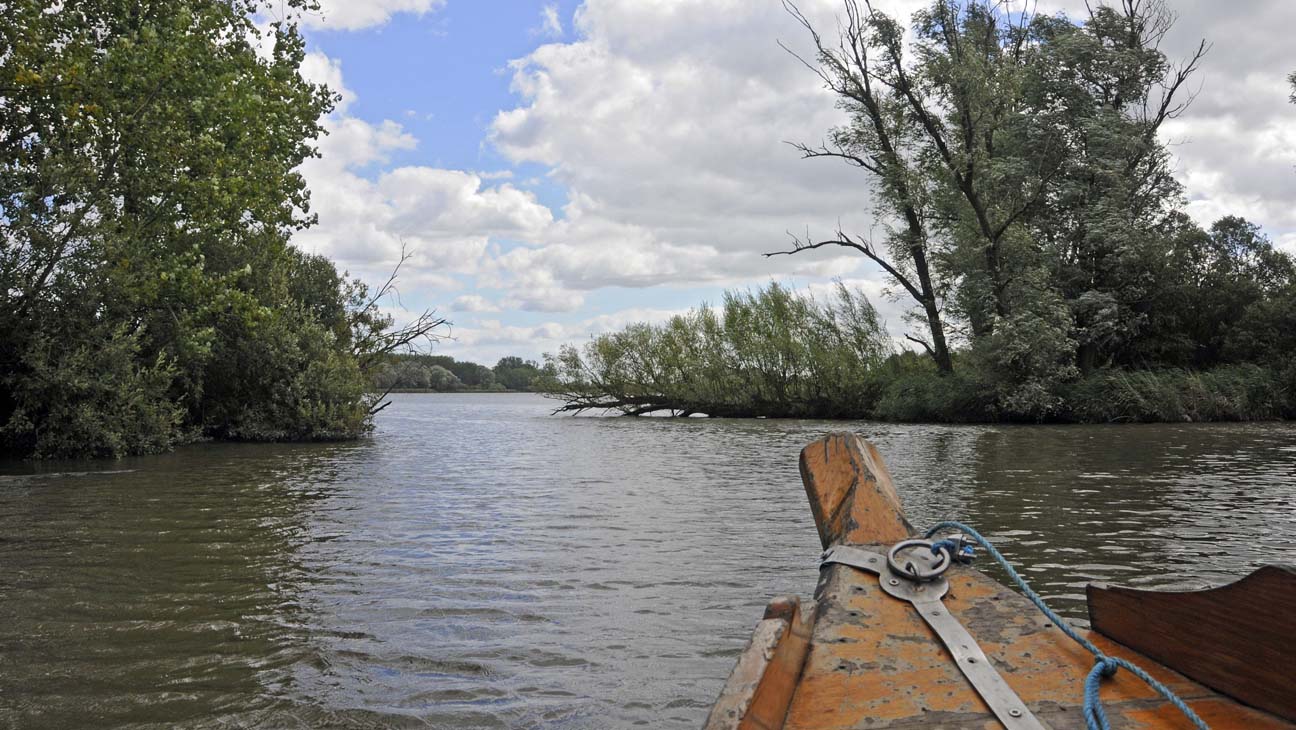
(493, 356), (547, 392)
(1061, 366), (1286, 423)
(544, 283), (891, 417)
(1, 325), (183, 458)
(0, 1), (442, 457)
(871, 354), (993, 422)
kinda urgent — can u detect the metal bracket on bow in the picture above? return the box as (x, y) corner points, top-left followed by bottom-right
(821, 541), (1048, 730)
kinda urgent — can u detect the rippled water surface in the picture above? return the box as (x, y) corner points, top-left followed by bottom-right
(1, 393), (1294, 728)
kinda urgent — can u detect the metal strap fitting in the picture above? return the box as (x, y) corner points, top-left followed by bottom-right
(821, 542), (1049, 730)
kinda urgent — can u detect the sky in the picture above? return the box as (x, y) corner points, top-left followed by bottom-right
(281, 0), (1296, 366)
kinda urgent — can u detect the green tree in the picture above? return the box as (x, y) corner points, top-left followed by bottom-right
(449, 361), (496, 388)
(1026, 4), (1206, 374)
(0, 0), (444, 456)
(374, 358), (431, 391)
(427, 365), (462, 392)
(494, 356), (545, 391)
(780, 1), (1207, 419)
(778, 1), (954, 373)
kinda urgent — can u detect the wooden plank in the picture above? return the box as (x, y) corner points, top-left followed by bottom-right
(1088, 564), (1296, 722)
(704, 596), (816, 730)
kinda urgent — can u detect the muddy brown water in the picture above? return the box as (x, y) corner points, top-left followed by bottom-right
(1, 393), (1293, 728)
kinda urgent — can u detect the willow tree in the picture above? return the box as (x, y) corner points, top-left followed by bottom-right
(543, 283), (891, 418)
(778, 0), (1205, 417)
(1025, 2), (1207, 373)
(776, 0), (954, 373)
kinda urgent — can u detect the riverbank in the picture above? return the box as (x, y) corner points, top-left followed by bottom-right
(544, 361), (1292, 424)
(539, 283), (1295, 425)
(873, 363), (1290, 424)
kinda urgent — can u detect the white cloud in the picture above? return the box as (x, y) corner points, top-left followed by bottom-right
(534, 4), (564, 39)
(297, 154), (553, 281)
(302, 0), (446, 31)
(483, 0), (915, 311)
(452, 294), (502, 313)
(291, 55), (555, 308)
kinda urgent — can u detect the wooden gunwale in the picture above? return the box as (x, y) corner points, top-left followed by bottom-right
(704, 432), (1296, 730)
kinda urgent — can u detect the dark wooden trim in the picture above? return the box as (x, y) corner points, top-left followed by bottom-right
(1088, 564), (1296, 722)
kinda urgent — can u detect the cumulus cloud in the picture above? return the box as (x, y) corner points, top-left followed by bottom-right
(296, 157), (554, 281)
(489, 1), (895, 295)
(293, 54), (553, 287)
(452, 294), (502, 313)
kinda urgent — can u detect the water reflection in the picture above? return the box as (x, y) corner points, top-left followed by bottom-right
(1, 395), (1293, 729)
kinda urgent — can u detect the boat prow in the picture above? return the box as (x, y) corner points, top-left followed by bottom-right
(704, 432), (1296, 730)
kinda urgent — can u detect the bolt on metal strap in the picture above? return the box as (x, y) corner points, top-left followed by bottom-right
(821, 541), (1049, 730)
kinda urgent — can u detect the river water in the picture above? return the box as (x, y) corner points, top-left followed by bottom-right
(1, 393), (1293, 729)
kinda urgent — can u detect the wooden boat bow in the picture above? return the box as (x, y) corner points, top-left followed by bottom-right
(703, 432), (1296, 730)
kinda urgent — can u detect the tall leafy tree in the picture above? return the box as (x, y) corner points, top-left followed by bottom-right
(780, 0), (1207, 417)
(0, 1), (443, 457)
(777, 1), (954, 373)
(1025, 1), (1206, 373)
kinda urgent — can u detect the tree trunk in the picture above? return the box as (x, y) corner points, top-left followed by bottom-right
(904, 210), (954, 374)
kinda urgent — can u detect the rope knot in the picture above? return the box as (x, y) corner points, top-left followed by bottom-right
(1096, 656), (1119, 678)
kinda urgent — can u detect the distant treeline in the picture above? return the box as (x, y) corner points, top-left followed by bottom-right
(375, 355), (551, 393)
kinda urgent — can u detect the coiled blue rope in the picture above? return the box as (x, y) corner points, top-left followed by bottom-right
(924, 520), (1209, 730)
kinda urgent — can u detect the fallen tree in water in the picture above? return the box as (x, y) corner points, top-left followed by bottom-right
(539, 283), (891, 418)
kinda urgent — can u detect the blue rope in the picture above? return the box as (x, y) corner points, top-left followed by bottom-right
(924, 520), (1209, 730)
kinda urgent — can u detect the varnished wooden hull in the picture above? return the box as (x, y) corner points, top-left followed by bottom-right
(704, 433), (1296, 730)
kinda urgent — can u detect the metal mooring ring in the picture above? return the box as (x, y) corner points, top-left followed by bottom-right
(887, 539), (952, 581)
